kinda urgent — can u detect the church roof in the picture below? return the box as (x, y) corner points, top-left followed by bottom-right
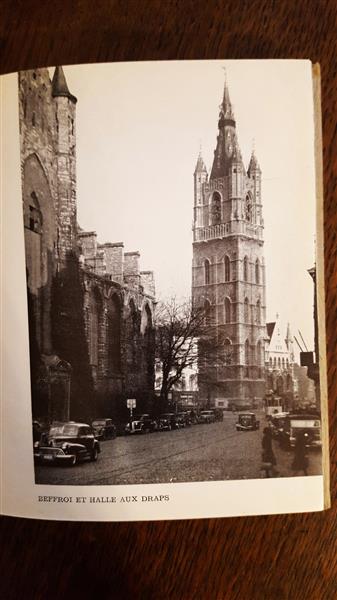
(52, 66), (77, 103)
(266, 322), (276, 339)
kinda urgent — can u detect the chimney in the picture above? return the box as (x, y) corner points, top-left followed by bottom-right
(124, 251), (140, 289)
(78, 231), (97, 258)
(102, 242), (124, 284)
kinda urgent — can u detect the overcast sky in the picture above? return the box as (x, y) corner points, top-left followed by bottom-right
(61, 60), (317, 353)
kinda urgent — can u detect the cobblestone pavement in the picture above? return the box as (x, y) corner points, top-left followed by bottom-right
(35, 411), (322, 486)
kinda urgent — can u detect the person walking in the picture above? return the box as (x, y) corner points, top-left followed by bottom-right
(292, 432), (309, 476)
(261, 427), (277, 478)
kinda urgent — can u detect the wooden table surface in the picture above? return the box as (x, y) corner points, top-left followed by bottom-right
(1, 1), (336, 598)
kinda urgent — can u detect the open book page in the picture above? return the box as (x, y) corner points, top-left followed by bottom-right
(0, 60), (329, 521)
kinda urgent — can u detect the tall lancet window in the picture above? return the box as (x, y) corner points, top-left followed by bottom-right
(255, 259), (260, 284)
(224, 255), (230, 282)
(107, 295), (121, 374)
(256, 299), (261, 324)
(210, 191), (221, 225)
(245, 339), (250, 377)
(244, 297), (249, 322)
(204, 259), (210, 285)
(243, 256), (249, 282)
(224, 297), (231, 324)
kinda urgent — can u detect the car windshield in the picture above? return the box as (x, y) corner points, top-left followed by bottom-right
(92, 420), (106, 426)
(49, 424), (79, 437)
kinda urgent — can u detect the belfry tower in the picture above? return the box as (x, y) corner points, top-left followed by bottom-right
(192, 74), (266, 408)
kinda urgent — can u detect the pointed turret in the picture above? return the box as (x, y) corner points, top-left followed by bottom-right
(193, 150), (208, 230)
(52, 66), (77, 103)
(247, 149), (261, 176)
(194, 151), (207, 175)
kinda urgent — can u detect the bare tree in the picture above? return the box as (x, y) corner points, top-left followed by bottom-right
(155, 298), (204, 408)
(155, 297), (229, 410)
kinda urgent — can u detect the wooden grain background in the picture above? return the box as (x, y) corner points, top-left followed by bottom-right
(1, 1), (336, 598)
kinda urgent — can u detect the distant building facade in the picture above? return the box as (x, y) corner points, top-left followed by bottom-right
(192, 75), (266, 408)
(20, 67), (155, 422)
(264, 315), (297, 408)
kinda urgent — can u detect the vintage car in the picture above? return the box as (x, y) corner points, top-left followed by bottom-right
(34, 422), (101, 466)
(124, 414), (158, 434)
(269, 412), (289, 439)
(157, 413), (180, 431)
(278, 413), (322, 449)
(235, 412), (260, 431)
(197, 410), (216, 424)
(176, 412), (192, 427)
(92, 418), (117, 440)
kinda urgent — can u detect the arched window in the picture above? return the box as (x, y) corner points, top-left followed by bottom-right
(224, 255), (230, 282)
(27, 191), (42, 233)
(286, 374), (292, 392)
(210, 191), (221, 225)
(282, 357), (285, 369)
(276, 377), (284, 394)
(224, 297), (231, 324)
(278, 357), (281, 368)
(127, 299), (138, 369)
(244, 297), (249, 322)
(88, 288), (102, 367)
(245, 193), (252, 222)
(256, 299), (261, 324)
(107, 294), (121, 374)
(243, 256), (249, 282)
(273, 357), (276, 367)
(255, 259), (260, 284)
(204, 259), (210, 285)
(269, 356), (272, 366)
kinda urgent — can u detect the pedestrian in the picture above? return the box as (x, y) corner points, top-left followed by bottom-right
(291, 432), (309, 476)
(261, 427), (277, 478)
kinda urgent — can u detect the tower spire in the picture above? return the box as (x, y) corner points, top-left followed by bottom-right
(221, 67), (234, 121)
(210, 70), (241, 180)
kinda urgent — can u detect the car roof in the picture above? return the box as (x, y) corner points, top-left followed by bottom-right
(238, 412), (255, 416)
(50, 422), (89, 427)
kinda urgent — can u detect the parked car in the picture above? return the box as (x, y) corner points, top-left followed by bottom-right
(198, 410), (216, 424)
(34, 422), (101, 466)
(269, 412), (289, 440)
(235, 412), (260, 431)
(92, 418), (117, 440)
(158, 413), (179, 430)
(125, 414), (158, 434)
(278, 413), (322, 449)
(176, 412), (192, 427)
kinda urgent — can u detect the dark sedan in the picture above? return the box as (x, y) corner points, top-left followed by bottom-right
(34, 422), (101, 466)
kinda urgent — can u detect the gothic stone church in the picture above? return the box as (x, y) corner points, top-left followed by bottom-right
(192, 76), (266, 408)
(20, 67), (156, 423)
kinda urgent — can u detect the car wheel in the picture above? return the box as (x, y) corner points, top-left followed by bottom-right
(91, 447), (98, 462)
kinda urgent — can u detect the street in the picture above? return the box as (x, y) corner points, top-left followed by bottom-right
(35, 411), (322, 486)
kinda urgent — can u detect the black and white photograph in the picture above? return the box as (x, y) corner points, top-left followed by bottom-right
(19, 61), (323, 486)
